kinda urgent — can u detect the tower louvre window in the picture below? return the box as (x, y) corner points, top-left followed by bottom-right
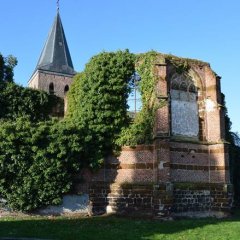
(64, 85), (69, 95)
(49, 82), (54, 95)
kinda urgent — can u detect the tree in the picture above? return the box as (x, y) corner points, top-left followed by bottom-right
(0, 82), (59, 121)
(0, 53), (17, 83)
(222, 93), (240, 203)
(0, 118), (83, 211)
(67, 50), (135, 167)
(0, 53), (58, 121)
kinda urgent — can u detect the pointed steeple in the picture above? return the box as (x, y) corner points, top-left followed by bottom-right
(36, 12), (75, 75)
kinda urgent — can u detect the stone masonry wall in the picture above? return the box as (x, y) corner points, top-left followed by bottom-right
(84, 142), (232, 217)
(89, 182), (173, 217)
(173, 183), (233, 215)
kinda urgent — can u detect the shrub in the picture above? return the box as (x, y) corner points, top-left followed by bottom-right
(0, 118), (83, 211)
(67, 50), (135, 166)
(0, 82), (59, 121)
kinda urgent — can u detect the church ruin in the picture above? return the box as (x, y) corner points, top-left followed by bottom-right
(28, 10), (232, 218)
(84, 56), (232, 218)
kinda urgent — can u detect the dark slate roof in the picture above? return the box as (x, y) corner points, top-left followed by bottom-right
(35, 12), (75, 75)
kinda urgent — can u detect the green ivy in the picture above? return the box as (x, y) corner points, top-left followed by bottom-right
(0, 118), (84, 211)
(117, 51), (165, 146)
(0, 82), (59, 121)
(164, 54), (208, 74)
(67, 50), (135, 167)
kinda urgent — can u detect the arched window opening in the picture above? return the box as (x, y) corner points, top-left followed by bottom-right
(49, 82), (54, 95)
(170, 73), (199, 138)
(127, 72), (142, 118)
(64, 85), (69, 96)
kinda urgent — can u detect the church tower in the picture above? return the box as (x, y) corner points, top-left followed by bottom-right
(28, 8), (75, 99)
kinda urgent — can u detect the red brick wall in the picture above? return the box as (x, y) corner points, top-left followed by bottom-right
(169, 142), (230, 183)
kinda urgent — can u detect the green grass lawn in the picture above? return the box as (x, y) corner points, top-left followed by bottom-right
(0, 213), (240, 240)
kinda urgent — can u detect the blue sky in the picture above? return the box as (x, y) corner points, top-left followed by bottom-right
(1, 0), (239, 133)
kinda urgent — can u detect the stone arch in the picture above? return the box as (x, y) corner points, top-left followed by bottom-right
(188, 83), (197, 93)
(179, 81), (188, 92)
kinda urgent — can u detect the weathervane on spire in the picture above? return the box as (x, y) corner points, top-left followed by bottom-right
(57, 0), (60, 12)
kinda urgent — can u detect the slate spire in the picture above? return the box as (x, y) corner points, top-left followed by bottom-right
(36, 11), (75, 75)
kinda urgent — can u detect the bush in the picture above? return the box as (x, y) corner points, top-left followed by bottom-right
(0, 118), (83, 211)
(67, 50), (135, 166)
(0, 82), (59, 121)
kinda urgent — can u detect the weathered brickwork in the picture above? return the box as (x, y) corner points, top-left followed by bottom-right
(155, 106), (169, 136)
(169, 142), (230, 183)
(80, 146), (156, 184)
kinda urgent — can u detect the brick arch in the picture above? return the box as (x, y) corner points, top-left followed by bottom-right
(187, 68), (207, 141)
(187, 68), (204, 95)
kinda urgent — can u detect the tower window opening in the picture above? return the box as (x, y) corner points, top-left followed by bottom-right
(49, 82), (54, 95)
(64, 85), (69, 95)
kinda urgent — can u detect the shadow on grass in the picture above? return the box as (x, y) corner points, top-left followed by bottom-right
(0, 212), (240, 240)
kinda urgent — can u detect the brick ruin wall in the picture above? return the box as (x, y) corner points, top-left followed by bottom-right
(75, 143), (232, 217)
(74, 61), (233, 218)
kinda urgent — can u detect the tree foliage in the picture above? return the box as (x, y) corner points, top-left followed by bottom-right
(0, 50), (154, 211)
(223, 93), (240, 203)
(0, 53), (17, 83)
(0, 53), (59, 121)
(117, 51), (166, 146)
(67, 50), (135, 167)
(0, 118), (83, 211)
(0, 82), (59, 121)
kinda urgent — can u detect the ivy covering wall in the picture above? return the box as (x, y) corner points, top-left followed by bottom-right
(0, 54), (76, 211)
(67, 50), (136, 167)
